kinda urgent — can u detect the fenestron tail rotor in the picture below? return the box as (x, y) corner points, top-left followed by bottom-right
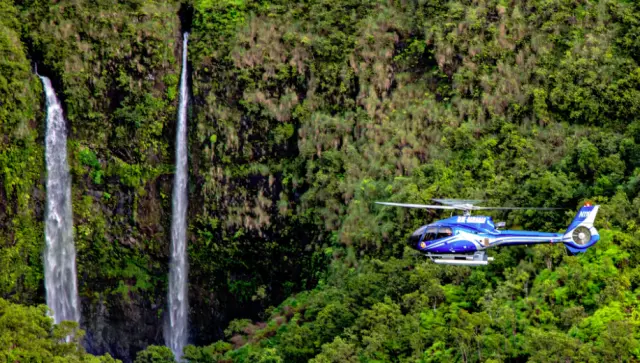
(572, 226), (591, 246)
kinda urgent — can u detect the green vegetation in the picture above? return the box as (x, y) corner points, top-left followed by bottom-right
(0, 0), (44, 305)
(134, 345), (176, 363)
(174, 230), (640, 362)
(2, 0), (640, 360)
(0, 298), (119, 362)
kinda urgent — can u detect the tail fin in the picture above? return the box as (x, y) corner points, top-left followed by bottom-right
(562, 203), (600, 254)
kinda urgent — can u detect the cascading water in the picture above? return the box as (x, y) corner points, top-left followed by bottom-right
(165, 32), (189, 360)
(41, 75), (80, 325)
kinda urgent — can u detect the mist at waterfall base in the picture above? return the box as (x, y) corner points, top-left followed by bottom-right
(41, 75), (81, 326)
(165, 32), (190, 360)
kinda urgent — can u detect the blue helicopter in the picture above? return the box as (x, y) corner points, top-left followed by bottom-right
(376, 199), (600, 266)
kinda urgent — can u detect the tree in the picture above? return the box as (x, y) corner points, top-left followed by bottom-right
(134, 346), (175, 363)
(309, 337), (359, 363)
(0, 298), (120, 362)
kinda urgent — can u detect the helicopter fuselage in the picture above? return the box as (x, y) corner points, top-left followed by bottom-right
(379, 200), (600, 265)
(408, 215), (565, 254)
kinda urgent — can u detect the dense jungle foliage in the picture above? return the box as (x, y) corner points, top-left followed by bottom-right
(3, 0), (640, 361)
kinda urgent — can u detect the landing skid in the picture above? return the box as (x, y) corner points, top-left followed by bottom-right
(425, 251), (493, 266)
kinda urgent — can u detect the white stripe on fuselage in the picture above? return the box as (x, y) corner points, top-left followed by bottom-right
(425, 231), (559, 251)
(426, 231), (481, 250)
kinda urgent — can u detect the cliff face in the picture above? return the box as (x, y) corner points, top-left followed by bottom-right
(4, 0), (640, 361)
(3, 1), (319, 360)
(20, 1), (181, 358)
(0, 0), (44, 306)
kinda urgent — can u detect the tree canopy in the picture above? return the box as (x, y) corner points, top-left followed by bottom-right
(0, 298), (119, 362)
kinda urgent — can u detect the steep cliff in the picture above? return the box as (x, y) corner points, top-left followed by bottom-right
(3, 0), (640, 361)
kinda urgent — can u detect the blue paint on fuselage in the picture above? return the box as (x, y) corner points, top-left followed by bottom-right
(412, 217), (565, 254)
(409, 205), (601, 256)
(566, 205), (596, 232)
(497, 230), (560, 238)
(436, 216), (498, 234)
(431, 239), (477, 253)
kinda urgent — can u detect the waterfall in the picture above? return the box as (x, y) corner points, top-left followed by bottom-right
(41, 76), (80, 325)
(165, 32), (189, 360)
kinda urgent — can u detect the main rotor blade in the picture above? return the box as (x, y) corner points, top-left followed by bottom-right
(375, 202), (457, 209)
(471, 206), (562, 210)
(432, 198), (484, 206)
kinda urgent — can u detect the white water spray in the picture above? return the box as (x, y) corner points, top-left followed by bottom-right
(41, 75), (80, 325)
(165, 32), (189, 360)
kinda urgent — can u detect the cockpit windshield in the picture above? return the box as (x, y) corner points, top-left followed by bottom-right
(411, 225), (427, 237)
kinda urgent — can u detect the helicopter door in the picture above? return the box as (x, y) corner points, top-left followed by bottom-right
(436, 227), (453, 239)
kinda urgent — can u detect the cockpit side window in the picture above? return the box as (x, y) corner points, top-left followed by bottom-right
(422, 227), (439, 241)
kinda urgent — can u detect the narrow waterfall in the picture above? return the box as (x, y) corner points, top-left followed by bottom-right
(165, 32), (189, 360)
(41, 76), (80, 325)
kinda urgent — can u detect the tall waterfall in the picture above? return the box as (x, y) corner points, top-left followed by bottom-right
(166, 32), (189, 360)
(41, 76), (80, 325)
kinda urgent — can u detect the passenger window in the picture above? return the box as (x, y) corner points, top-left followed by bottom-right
(436, 227), (453, 239)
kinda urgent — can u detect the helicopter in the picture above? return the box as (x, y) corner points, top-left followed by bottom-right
(375, 199), (600, 266)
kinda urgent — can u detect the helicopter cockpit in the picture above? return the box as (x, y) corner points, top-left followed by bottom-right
(408, 225), (454, 249)
(423, 226), (453, 241)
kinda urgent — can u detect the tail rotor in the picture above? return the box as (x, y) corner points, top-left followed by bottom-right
(563, 202), (600, 254)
